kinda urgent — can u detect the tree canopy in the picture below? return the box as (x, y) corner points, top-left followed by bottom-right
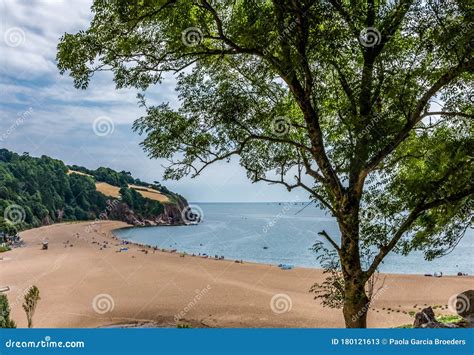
(57, 0), (473, 327)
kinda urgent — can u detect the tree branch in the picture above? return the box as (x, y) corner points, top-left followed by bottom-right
(248, 165), (337, 215)
(199, 0), (263, 56)
(419, 111), (474, 120)
(318, 230), (341, 253)
(362, 59), (473, 176)
(364, 186), (474, 279)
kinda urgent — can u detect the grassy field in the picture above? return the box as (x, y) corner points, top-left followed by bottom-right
(128, 184), (169, 202)
(95, 182), (121, 198)
(67, 169), (92, 177)
(69, 170), (169, 202)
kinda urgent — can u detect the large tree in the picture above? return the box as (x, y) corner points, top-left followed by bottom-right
(57, 0), (473, 327)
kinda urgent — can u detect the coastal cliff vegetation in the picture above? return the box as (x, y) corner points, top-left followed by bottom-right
(0, 149), (188, 233)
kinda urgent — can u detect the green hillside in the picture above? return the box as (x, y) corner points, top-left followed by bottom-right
(0, 149), (185, 234)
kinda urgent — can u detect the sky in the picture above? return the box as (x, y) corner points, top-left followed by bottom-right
(0, 0), (307, 203)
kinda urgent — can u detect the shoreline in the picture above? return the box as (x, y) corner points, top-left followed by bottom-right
(7, 221), (471, 277)
(1, 221), (472, 328)
(110, 224), (470, 277)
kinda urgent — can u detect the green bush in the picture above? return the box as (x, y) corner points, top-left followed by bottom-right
(0, 294), (16, 328)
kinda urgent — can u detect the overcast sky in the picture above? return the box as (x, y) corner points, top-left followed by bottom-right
(0, 0), (310, 202)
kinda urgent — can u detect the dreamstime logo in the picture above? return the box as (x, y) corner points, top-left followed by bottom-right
(270, 293), (292, 314)
(4, 204), (26, 225)
(448, 293), (470, 314)
(262, 198), (300, 234)
(85, 199), (121, 233)
(4, 27), (26, 47)
(352, 284), (390, 322)
(92, 294), (115, 314)
(358, 112), (385, 139)
(271, 116), (291, 137)
(0, 107), (34, 143)
(263, 20), (297, 56)
(359, 27), (381, 48)
(181, 27), (203, 47)
(444, 22), (473, 56)
(174, 284), (212, 322)
(181, 204), (203, 224)
(92, 116), (115, 136)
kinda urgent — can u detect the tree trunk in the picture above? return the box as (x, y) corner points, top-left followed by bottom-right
(337, 195), (369, 328)
(342, 278), (369, 328)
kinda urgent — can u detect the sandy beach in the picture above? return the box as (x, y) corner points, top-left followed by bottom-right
(1, 221), (471, 328)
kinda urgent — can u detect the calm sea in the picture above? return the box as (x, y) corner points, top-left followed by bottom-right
(113, 203), (473, 275)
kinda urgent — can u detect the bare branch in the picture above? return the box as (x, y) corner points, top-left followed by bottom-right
(318, 230), (341, 253)
(247, 164), (337, 215)
(419, 111), (474, 120)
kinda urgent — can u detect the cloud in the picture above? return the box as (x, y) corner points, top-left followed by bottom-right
(0, 0), (301, 202)
(1, 0), (91, 77)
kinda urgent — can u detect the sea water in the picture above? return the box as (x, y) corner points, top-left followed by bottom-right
(113, 203), (473, 275)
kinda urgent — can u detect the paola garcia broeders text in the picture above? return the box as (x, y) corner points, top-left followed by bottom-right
(388, 338), (466, 346)
(331, 337), (466, 346)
